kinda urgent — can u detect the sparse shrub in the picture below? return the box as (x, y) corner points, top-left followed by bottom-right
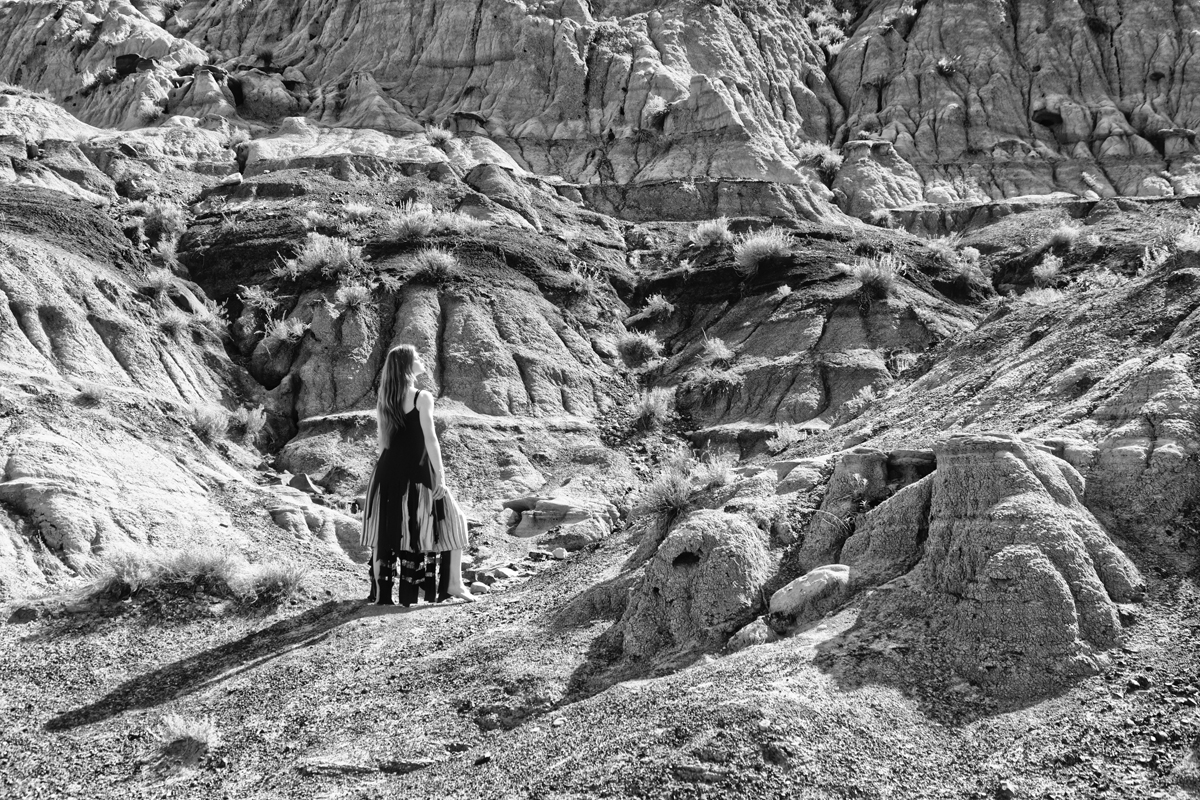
(1140, 244), (1171, 273)
(407, 249), (460, 285)
(867, 209), (896, 228)
(642, 294), (674, 319)
(562, 261), (604, 304)
(342, 202), (375, 223)
(1176, 221), (1200, 252)
(835, 385), (878, 425)
(158, 548), (241, 594)
(635, 464), (693, 534)
(138, 201), (186, 246)
(229, 406), (267, 443)
(239, 284), (279, 315)
(630, 387), (674, 431)
(733, 228), (791, 276)
(151, 237), (177, 265)
(690, 217), (733, 248)
(302, 208), (335, 231)
(775, 284), (793, 298)
(925, 235), (959, 265)
(1049, 224), (1080, 249)
(136, 97), (163, 124)
(74, 382), (106, 406)
(685, 365), (744, 399)
(159, 308), (192, 341)
(89, 550), (161, 598)
(374, 272), (404, 293)
(157, 714), (220, 758)
(246, 562), (304, 603)
(795, 141), (843, 176)
(691, 453), (736, 489)
(187, 404), (229, 442)
(842, 253), (904, 302)
(263, 317), (308, 344)
(425, 125), (453, 145)
(191, 298), (229, 338)
(283, 233), (363, 278)
(1032, 253), (1062, 287)
(616, 331), (662, 367)
(334, 283), (373, 317)
(700, 336), (735, 366)
(960, 246), (981, 269)
(766, 424), (809, 455)
(1020, 287), (1065, 305)
(382, 202), (472, 241)
(814, 22), (846, 53)
(141, 269), (175, 298)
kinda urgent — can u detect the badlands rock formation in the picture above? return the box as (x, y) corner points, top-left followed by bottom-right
(8, 0), (1200, 219)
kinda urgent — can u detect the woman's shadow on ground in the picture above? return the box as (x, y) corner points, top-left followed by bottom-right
(44, 599), (437, 732)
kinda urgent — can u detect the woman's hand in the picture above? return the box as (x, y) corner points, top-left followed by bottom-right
(431, 472), (447, 500)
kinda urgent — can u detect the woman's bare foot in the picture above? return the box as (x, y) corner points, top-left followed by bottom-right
(446, 584), (475, 602)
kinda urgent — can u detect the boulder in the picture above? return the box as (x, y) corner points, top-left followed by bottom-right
(767, 564), (851, 633)
(617, 510), (772, 658)
(505, 494), (617, 542)
(727, 618), (776, 652)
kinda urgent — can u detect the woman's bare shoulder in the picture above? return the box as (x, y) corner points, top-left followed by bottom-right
(416, 390), (435, 410)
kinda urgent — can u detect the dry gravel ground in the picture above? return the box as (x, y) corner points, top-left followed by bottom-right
(2, 525), (1197, 800)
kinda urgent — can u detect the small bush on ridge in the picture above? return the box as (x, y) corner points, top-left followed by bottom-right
(1032, 253), (1062, 287)
(690, 217), (732, 247)
(188, 404), (229, 442)
(407, 249), (460, 285)
(733, 228), (791, 276)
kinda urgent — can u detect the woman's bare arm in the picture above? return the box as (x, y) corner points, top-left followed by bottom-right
(416, 391), (446, 498)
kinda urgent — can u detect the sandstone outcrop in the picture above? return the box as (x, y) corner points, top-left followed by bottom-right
(617, 510), (771, 659)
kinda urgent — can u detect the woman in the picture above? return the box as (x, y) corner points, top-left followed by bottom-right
(360, 344), (474, 606)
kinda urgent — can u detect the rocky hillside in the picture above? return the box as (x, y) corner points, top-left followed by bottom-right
(0, 0), (1199, 798)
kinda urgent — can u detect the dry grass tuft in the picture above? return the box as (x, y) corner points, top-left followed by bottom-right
(425, 125), (453, 145)
(690, 217), (732, 248)
(407, 249), (460, 285)
(278, 234), (363, 279)
(841, 253), (905, 302)
(795, 141), (843, 175)
(1020, 287), (1065, 305)
(229, 406), (267, 444)
(766, 424), (810, 455)
(1032, 253), (1062, 287)
(700, 336), (735, 367)
(691, 453), (736, 489)
(334, 284), (373, 316)
(642, 294), (674, 319)
(341, 202), (375, 223)
(1049, 224), (1080, 249)
(630, 387), (674, 431)
(733, 228), (791, 276)
(159, 308), (192, 341)
(616, 331), (662, 367)
(238, 284), (279, 315)
(635, 465), (694, 534)
(187, 404), (229, 442)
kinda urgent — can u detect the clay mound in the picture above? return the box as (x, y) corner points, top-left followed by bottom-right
(616, 510), (772, 660)
(851, 432), (1144, 696)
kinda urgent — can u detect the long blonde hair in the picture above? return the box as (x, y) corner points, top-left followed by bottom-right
(377, 344), (418, 450)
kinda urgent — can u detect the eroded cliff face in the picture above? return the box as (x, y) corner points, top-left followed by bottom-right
(830, 0), (1200, 209)
(9, 0), (1200, 219)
